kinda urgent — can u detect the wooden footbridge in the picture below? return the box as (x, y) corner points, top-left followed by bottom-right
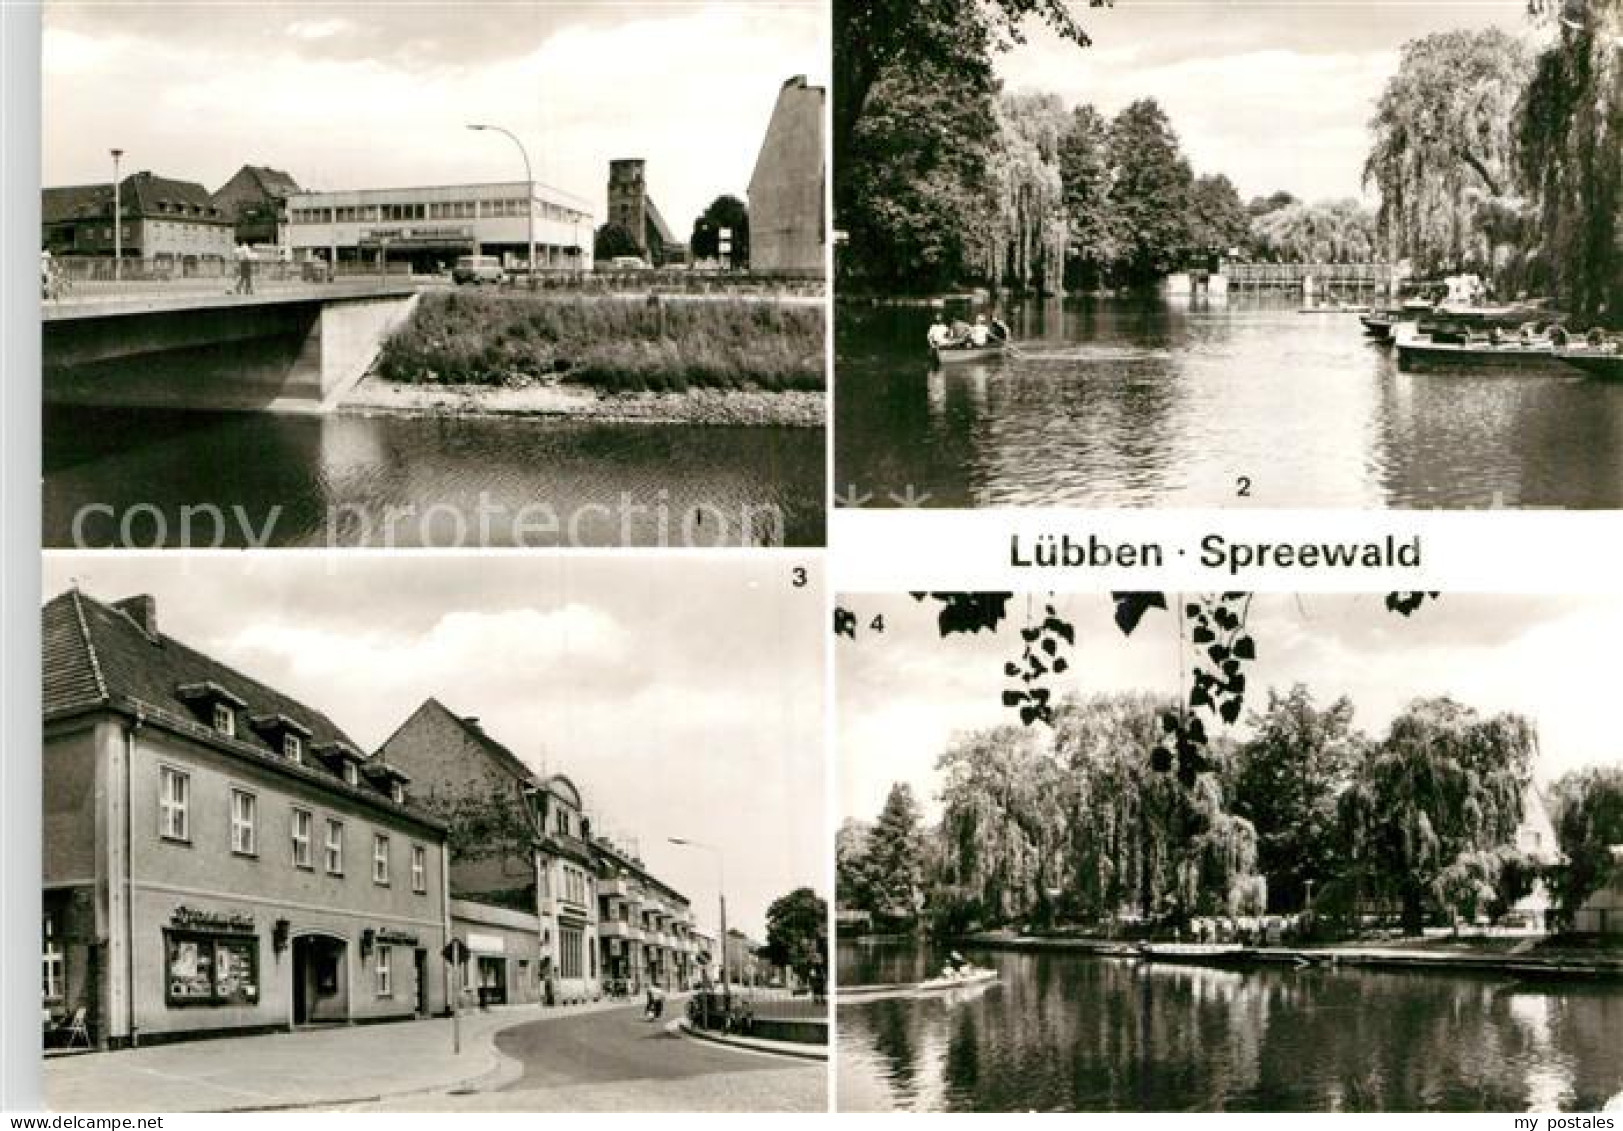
(1219, 262), (1400, 299)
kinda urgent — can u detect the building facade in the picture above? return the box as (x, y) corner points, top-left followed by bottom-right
(449, 899), (545, 1008)
(211, 164), (302, 248)
(1575, 847), (1623, 934)
(286, 181), (593, 273)
(746, 76), (826, 276)
(378, 699), (700, 1002)
(42, 172), (235, 263)
(43, 590), (450, 1049)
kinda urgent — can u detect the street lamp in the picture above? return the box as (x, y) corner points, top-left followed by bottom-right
(668, 837), (728, 1012)
(110, 148), (124, 281)
(467, 123), (535, 285)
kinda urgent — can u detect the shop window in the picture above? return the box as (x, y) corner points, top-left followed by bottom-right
(411, 844), (427, 893)
(42, 914), (63, 1002)
(213, 703), (235, 737)
(165, 930), (259, 1007)
(283, 734), (303, 764)
(291, 808), (313, 869)
(376, 945), (393, 997)
(325, 819), (344, 875)
(373, 834), (390, 885)
(159, 766), (190, 842)
(230, 790), (257, 856)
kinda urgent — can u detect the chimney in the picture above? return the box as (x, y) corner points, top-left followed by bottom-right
(462, 716), (482, 732)
(114, 594), (158, 638)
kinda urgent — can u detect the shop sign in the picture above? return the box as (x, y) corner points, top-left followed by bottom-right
(467, 932), (505, 954)
(171, 905), (254, 933)
(377, 928), (420, 946)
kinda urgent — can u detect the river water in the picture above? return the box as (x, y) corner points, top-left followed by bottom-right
(43, 405), (825, 547)
(838, 939), (1623, 1112)
(835, 298), (1623, 508)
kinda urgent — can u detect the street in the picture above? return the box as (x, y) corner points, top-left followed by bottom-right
(342, 1003), (826, 1112)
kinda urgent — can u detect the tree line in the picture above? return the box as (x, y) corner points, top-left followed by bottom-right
(838, 687), (1623, 938)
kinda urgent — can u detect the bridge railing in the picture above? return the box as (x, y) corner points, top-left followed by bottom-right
(49, 256), (310, 283)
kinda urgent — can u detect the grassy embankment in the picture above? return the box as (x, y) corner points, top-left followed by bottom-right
(376, 291), (825, 393)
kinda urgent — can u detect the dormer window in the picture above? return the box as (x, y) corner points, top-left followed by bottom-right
(345, 762), (359, 787)
(213, 703), (235, 737)
(390, 781), (404, 804)
(283, 733), (303, 763)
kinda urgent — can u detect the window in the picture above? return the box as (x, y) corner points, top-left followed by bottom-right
(325, 819), (344, 875)
(283, 734), (303, 763)
(42, 914), (63, 1002)
(213, 703), (235, 737)
(230, 790), (257, 856)
(376, 945), (393, 997)
(390, 781), (404, 805)
(555, 809), (570, 838)
(344, 762), (359, 787)
(159, 766), (190, 841)
(560, 926), (583, 979)
(373, 834), (390, 884)
(291, 808), (313, 868)
(165, 930), (259, 1007)
(411, 844), (427, 893)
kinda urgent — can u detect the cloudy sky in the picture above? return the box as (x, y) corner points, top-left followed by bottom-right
(840, 593), (1623, 823)
(42, 0), (827, 231)
(43, 553), (827, 939)
(994, 1), (1544, 203)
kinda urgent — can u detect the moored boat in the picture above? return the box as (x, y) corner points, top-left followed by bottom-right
(1554, 346), (1623, 380)
(1394, 329), (1571, 374)
(1138, 943), (1248, 963)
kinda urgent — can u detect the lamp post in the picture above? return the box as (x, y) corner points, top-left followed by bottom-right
(466, 123), (535, 285)
(110, 148), (124, 281)
(668, 837), (728, 1012)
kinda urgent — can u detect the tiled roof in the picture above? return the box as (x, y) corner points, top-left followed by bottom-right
(42, 589), (442, 831)
(43, 172), (227, 225)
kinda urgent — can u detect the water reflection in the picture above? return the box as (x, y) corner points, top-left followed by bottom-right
(837, 941), (1623, 1111)
(835, 298), (1623, 508)
(44, 405), (826, 547)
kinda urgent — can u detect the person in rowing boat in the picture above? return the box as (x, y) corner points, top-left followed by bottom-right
(939, 950), (971, 981)
(990, 314), (1011, 343)
(927, 313), (954, 350)
(968, 314), (992, 347)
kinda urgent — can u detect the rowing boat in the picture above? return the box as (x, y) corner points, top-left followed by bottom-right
(916, 967), (998, 993)
(932, 341), (1007, 366)
(1555, 347), (1623, 380)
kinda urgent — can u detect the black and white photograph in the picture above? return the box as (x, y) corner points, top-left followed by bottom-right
(833, 1), (1623, 509)
(40, 1), (828, 548)
(835, 592), (1623, 1111)
(39, 554), (828, 1111)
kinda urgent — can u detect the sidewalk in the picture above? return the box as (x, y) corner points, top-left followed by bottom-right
(44, 999), (625, 1113)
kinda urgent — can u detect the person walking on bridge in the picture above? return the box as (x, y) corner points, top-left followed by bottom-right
(233, 243), (255, 296)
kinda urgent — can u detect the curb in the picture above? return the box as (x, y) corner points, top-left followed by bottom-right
(670, 1018), (828, 1063)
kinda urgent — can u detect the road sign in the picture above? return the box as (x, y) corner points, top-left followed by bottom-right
(443, 937), (468, 965)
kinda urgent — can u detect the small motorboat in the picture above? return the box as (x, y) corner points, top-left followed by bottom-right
(933, 340), (1008, 366)
(1394, 328), (1570, 374)
(1360, 312), (1397, 340)
(916, 965), (998, 993)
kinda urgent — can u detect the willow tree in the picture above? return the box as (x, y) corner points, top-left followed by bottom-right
(1364, 29), (1533, 274)
(934, 724), (1074, 929)
(1248, 199), (1380, 264)
(1339, 698), (1535, 934)
(1056, 694), (1261, 925)
(977, 93), (1072, 294)
(1518, 0), (1622, 319)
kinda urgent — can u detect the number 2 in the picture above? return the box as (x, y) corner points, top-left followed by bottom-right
(1236, 476), (1252, 498)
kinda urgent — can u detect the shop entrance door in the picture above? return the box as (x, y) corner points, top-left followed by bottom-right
(292, 935), (349, 1025)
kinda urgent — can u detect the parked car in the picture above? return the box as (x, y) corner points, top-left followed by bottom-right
(452, 255), (505, 285)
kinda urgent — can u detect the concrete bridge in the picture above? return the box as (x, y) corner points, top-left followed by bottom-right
(43, 282), (421, 413)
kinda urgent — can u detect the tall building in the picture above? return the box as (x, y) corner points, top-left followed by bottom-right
(286, 181), (593, 273)
(605, 159), (684, 265)
(378, 698), (699, 1001)
(211, 164), (303, 248)
(42, 590), (450, 1049)
(41, 172), (235, 263)
(746, 76), (826, 276)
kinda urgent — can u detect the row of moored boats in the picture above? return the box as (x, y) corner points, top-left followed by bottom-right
(1359, 295), (1621, 379)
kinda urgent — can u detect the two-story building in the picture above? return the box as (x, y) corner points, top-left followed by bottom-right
(42, 589), (451, 1048)
(42, 172), (235, 264)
